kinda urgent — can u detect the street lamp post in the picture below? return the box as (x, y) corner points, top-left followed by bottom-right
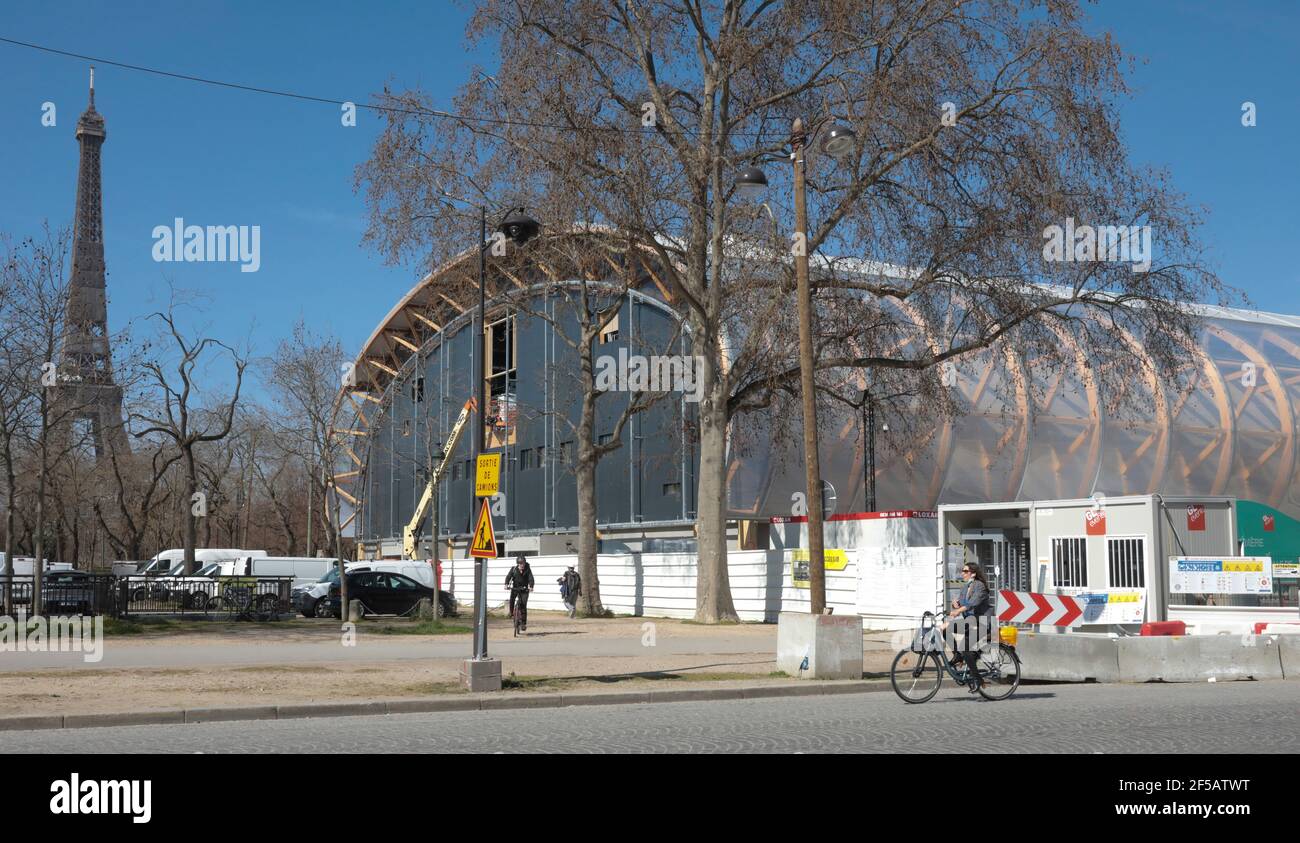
(864, 390), (876, 513)
(471, 206), (539, 661)
(737, 117), (857, 615)
(788, 117), (829, 613)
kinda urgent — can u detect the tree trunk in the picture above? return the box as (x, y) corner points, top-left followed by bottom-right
(574, 345), (605, 616)
(183, 447), (198, 574)
(693, 359), (738, 623)
(2, 438), (15, 614)
(575, 449), (604, 617)
(34, 400), (49, 616)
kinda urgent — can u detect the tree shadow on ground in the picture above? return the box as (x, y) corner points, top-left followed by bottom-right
(501, 658), (778, 689)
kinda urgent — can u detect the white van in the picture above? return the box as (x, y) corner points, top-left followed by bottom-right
(138, 549), (267, 577)
(0, 556), (73, 577)
(222, 556), (336, 590)
(128, 550), (269, 601)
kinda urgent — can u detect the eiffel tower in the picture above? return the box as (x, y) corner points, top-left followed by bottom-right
(52, 67), (129, 460)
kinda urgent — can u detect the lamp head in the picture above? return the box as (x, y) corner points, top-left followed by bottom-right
(497, 209), (540, 245)
(734, 166), (769, 198)
(819, 124), (858, 159)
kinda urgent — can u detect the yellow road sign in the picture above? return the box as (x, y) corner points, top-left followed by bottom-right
(476, 453), (501, 497)
(470, 498), (498, 559)
(791, 548), (849, 570)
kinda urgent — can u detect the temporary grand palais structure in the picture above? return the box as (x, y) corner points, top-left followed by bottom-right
(331, 232), (1300, 626)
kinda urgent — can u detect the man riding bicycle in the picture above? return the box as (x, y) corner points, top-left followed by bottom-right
(504, 553), (535, 631)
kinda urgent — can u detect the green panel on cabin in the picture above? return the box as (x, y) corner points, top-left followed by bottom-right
(1236, 499), (1300, 575)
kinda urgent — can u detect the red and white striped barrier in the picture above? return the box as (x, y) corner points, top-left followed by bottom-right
(997, 590), (1084, 627)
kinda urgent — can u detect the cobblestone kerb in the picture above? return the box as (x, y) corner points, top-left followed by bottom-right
(0, 679), (894, 733)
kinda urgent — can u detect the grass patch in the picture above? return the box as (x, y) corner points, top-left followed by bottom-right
(768, 670), (790, 678)
(102, 617), (150, 635)
(405, 681), (468, 695)
(369, 619), (473, 636)
(101, 616), (323, 636)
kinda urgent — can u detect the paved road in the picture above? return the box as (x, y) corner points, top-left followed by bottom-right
(3, 680), (1295, 753)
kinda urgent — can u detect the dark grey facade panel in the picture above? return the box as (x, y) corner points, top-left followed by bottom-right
(442, 322), (476, 535)
(360, 289), (704, 541)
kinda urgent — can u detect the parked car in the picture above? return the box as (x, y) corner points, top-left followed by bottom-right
(41, 571), (103, 614)
(296, 562), (454, 618)
(321, 571), (453, 619)
(148, 562), (229, 608)
(291, 566), (344, 618)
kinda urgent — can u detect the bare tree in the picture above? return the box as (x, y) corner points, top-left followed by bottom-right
(0, 237), (38, 610)
(93, 435), (183, 562)
(132, 299), (248, 574)
(3, 224), (99, 610)
(355, 1), (1226, 621)
(265, 322), (349, 560)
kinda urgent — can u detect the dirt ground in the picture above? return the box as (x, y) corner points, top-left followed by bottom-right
(0, 612), (905, 716)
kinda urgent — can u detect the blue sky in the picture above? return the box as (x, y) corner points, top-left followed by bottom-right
(1, 0), (1296, 398)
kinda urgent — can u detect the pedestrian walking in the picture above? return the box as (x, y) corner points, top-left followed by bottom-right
(557, 563), (582, 619)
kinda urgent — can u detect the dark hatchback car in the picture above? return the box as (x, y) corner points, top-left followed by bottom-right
(41, 571), (108, 614)
(324, 571), (453, 618)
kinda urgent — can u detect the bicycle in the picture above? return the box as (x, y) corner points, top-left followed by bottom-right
(509, 586), (530, 636)
(221, 580), (280, 622)
(890, 609), (1021, 703)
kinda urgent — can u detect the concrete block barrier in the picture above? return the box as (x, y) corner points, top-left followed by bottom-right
(776, 612), (863, 679)
(1117, 635), (1285, 682)
(1015, 632), (1120, 683)
(1280, 635), (1300, 681)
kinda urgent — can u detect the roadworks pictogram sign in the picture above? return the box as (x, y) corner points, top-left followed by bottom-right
(470, 498), (497, 558)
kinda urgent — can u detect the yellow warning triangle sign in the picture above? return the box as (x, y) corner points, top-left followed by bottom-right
(470, 498), (497, 558)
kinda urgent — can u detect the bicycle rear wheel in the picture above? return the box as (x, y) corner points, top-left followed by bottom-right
(977, 643), (1021, 701)
(890, 650), (943, 703)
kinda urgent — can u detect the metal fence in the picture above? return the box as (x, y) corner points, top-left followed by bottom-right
(0, 574), (293, 620)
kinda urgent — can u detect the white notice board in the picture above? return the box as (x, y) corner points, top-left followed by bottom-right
(1169, 557), (1273, 595)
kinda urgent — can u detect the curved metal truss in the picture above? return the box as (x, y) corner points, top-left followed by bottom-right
(726, 310), (1300, 520)
(335, 228), (1300, 524)
(328, 231), (683, 537)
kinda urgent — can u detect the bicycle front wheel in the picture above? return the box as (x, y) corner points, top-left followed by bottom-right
(977, 643), (1022, 701)
(890, 650), (943, 704)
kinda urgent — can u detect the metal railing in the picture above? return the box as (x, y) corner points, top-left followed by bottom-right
(120, 576), (292, 620)
(0, 574), (293, 620)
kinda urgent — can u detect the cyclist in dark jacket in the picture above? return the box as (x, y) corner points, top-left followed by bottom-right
(505, 554), (534, 630)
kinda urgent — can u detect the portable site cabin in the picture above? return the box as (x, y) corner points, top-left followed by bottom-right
(937, 495), (1298, 634)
